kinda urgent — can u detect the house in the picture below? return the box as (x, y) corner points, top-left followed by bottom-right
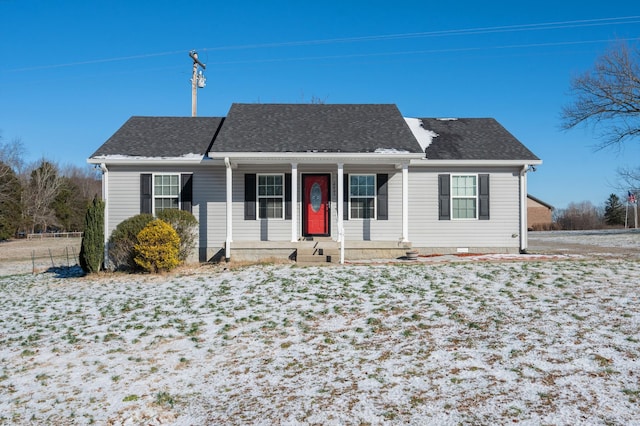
(88, 103), (541, 264)
(527, 194), (554, 230)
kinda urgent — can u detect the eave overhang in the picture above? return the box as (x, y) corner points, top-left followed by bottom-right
(87, 156), (215, 166)
(411, 159), (543, 167)
(207, 151), (425, 165)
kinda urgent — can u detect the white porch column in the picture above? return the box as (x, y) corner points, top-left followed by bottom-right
(291, 163), (298, 242)
(225, 158), (233, 260)
(520, 164), (528, 253)
(337, 163), (345, 264)
(402, 163), (409, 242)
(100, 163), (109, 268)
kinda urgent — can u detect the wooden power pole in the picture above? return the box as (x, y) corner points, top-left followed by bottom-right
(189, 51), (206, 117)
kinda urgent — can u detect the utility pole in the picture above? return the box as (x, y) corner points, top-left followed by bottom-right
(189, 50), (206, 117)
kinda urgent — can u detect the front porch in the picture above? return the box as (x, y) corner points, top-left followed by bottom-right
(223, 239), (413, 263)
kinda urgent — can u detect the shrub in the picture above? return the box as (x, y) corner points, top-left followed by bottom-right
(107, 214), (153, 271)
(134, 219), (180, 273)
(157, 209), (198, 262)
(79, 196), (105, 273)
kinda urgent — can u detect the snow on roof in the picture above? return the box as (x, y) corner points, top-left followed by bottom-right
(90, 153), (204, 161)
(373, 148), (411, 154)
(404, 117), (438, 151)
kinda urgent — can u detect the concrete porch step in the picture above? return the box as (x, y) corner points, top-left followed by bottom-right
(296, 254), (339, 264)
(295, 240), (340, 264)
(296, 247), (340, 256)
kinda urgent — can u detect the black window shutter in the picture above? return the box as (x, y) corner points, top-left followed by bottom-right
(438, 174), (450, 220)
(376, 174), (388, 220)
(478, 174), (490, 220)
(244, 174), (256, 220)
(285, 173), (292, 220)
(140, 174), (152, 214)
(180, 174), (193, 213)
(343, 173), (349, 220)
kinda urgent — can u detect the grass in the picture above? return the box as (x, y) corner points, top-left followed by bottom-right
(0, 259), (639, 424)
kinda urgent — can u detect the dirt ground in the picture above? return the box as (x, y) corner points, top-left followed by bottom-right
(0, 237), (82, 275)
(0, 230), (637, 275)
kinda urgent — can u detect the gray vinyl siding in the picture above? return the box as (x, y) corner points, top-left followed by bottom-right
(233, 165), (291, 241)
(408, 166), (521, 249)
(105, 164), (227, 254)
(231, 164), (403, 242)
(342, 165), (402, 241)
(105, 166), (143, 237)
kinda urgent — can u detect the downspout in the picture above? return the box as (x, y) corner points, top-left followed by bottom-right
(225, 157), (233, 261)
(337, 163), (344, 264)
(100, 163), (109, 269)
(519, 164), (529, 253)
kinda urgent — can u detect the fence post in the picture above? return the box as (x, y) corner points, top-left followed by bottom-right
(49, 249), (54, 268)
(32, 250), (35, 274)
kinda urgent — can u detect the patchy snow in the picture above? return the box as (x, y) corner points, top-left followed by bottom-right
(436, 118), (458, 121)
(404, 117), (438, 151)
(90, 153), (204, 161)
(1, 232), (640, 424)
(530, 229), (640, 249)
(373, 148), (411, 154)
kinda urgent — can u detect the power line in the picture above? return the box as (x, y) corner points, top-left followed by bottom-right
(199, 15), (640, 51)
(5, 15), (640, 72)
(203, 37), (640, 66)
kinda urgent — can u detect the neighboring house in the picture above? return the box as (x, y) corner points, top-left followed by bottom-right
(527, 194), (554, 230)
(88, 103), (541, 263)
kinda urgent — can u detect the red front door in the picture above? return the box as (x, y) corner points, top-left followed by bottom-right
(303, 174), (330, 236)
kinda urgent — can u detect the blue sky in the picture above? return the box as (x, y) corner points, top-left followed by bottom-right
(1, 0), (639, 210)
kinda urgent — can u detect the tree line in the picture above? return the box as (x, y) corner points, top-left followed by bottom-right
(552, 193), (635, 231)
(0, 134), (101, 240)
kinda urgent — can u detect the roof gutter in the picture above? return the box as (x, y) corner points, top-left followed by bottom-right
(207, 152), (425, 164)
(412, 159), (543, 167)
(87, 157), (223, 166)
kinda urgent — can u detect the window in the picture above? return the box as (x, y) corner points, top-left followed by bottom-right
(154, 174), (180, 215)
(258, 174), (284, 219)
(140, 174), (192, 215)
(452, 175), (477, 219)
(349, 174), (376, 219)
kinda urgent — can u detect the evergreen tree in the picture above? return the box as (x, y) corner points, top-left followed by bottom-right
(79, 196), (105, 273)
(0, 162), (22, 240)
(604, 193), (625, 226)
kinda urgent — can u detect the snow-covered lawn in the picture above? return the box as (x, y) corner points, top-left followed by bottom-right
(1, 230), (639, 424)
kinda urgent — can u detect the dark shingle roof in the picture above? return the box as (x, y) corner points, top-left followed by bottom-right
(90, 116), (224, 158)
(209, 103), (423, 153)
(420, 118), (540, 161)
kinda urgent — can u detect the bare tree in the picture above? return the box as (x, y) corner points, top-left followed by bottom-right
(554, 201), (604, 230)
(616, 165), (640, 191)
(561, 41), (640, 150)
(60, 164), (102, 200)
(21, 160), (64, 233)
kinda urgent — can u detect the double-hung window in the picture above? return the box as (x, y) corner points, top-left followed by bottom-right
(349, 174), (376, 219)
(154, 174), (180, 215)
(140, 173), (192, 216)
(451, 174), (477, 219)
(258, 174), (284, 219)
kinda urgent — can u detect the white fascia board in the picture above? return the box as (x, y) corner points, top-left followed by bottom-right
(207, 152), (425, 165)
(87, 156), (224, 166)
(410, 159), (543, 167)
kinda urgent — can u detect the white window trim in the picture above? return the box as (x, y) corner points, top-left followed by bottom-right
(152, 173), (181, 215)
(257, 173), (285, 220)
(451, 173), (478, 220)
(348, 174), (377, 220)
